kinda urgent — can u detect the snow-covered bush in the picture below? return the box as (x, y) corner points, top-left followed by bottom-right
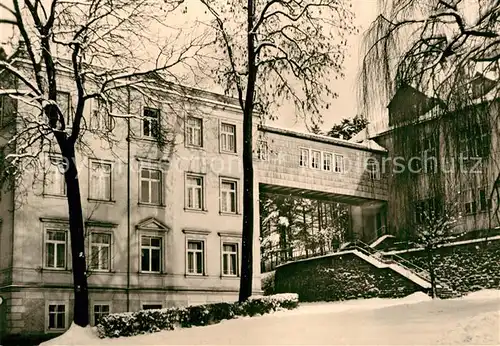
(97, 294), (299, 338)
(262, 271), (275, 295)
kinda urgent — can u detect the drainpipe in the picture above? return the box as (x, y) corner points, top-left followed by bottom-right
(126, 86), (131, 311)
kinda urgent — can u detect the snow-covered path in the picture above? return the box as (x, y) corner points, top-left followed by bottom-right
(43, 291), (500, 345)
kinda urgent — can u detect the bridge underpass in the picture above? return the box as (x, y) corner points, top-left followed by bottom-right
(254, 125), (390, 270)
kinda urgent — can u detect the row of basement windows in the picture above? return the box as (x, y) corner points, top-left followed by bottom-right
(45, 158), (239, 213)
(45, 229), (239, 276)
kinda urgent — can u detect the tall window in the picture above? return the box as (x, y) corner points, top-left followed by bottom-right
(334, 154), (344, 173)
(311, 150), (321, 169)
(90, 98), (112, 130)
(143, 107), (160, 139)
(464, 189), (477, 215)
(322, 152), (332, 171)
(479, 187), (492, 212)
(222, 243), (238, 276)
(414, 197), (441, 224)
(57, 91), (71, 124)
(45, 156), (66, 196)
(93, 304), (110, 326)
(299, 148), (309, 167)
(89, 162), (112, 201)
(141, 235), (161, 273)
(186, 175), (204, 210)
(140, 168), (162, 205)
(367, 159), (380, 180)
(220, 123), (236, 153)
(48, 304), (66, 330)
(187, 240), (204, 275)
(257, 140), (268, 160)
(45, 230), (67, 269)
(220, 179), (237, 213)
(186, 116), (203, 147)
(89, 233), (111, 271)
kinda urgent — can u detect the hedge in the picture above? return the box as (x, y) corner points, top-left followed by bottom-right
(97, 293), (299, 338)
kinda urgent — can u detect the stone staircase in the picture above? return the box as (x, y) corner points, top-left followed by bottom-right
(344, 239), (460, 299)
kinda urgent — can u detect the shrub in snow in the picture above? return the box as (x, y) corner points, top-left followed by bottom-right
(97, 293), (299, 338)
(261, 271), (275, 295)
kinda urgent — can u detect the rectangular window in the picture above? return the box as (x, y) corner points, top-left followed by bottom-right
(141, 236), (161, 273)
(93, 304), (110, 326)
(322, 152), (332, 171)
(140, 168), (162, 205)
(48, 304), (66, 330)
(187, 240), (204, 275)
(89, 233), (111, 271)
(57, 91), (71, 125)
(257, 140), (268, 160)
(90, 98), (112, 131)
(299, 148), (309, 167)
(45, 156), (66, 196)
(464, 189), (477, 215)
(334, 154), (344, 173)
(220, 123), (236, 153)
(479, 188), (492, 212)
(222, 243), (238, 276)
(142, 304), (162, 310)
(367, 159), (380, 180)
(186, 116), (203, 147)
(186, 175), (204, 210)
(45, 230), (67, 269)
(220, 179), (237, 213)
(311, 150), (321, 169)
(143, 107), (160, 139)
(89, 162), (112, 201)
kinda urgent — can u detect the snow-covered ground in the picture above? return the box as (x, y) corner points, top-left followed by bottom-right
(41, 290), (500, 345)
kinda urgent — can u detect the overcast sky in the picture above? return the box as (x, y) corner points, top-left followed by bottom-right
(0, 0), (379, 133)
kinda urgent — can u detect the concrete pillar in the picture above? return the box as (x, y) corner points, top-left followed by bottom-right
(349, 206), (364, 241)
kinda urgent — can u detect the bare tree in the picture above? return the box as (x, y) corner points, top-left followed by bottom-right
(414, 202), (462, 298)
(197, 0), (356, 302)
(0, 0), (209, 327)
(359, 0), (500, 237)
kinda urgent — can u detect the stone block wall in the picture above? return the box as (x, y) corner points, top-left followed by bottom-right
(274, 253), (423, 302)
(396, 239), (500, 294)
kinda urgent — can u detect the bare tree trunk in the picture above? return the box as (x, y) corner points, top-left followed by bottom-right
(239, 0), (257, 302)
(426, 247), (437, 299)
(61, 142), (89, 326)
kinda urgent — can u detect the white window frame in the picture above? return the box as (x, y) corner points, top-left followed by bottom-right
(322, 152), (332, 171)
(139, 165), (163, 206)
(92, 303), (111, 326)
(56, 90), (72, 126)
(185, 173), (205, 211)
(186, 239), (205, 275)
(334, 154), (344, 173)
(89, 160), (113, 201)
(44, 154), (67, 197)
(218, 232), (241, 278)
(142, 106), (160, 139)
(311, 150), (321, 169)
(367, 158), (380, 180)
(88, 231), (112, 272)
(44, 229), (68, 270)
(222, 242), (238, 276)
(45, 301), (68, 333)
(140, 234), (163, 273)
(299, 147), (309, 167)
(186, 116), (203, 147)
(463, 188), (477, 215)
(220, 178), (238, 214)
(90, 98), (113, 131)
(220, 122), (237, 153)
